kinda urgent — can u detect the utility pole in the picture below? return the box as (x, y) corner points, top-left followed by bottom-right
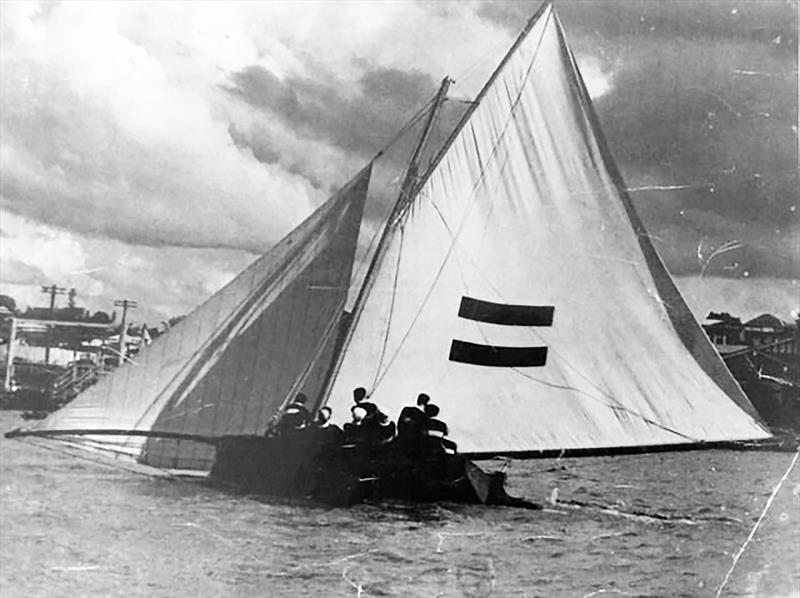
(4, 317), (18, 392)
(40, 284), (67, 364)
(113, 299), (137, 365)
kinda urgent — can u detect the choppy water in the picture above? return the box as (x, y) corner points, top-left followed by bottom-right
(1, 411), (798, 598)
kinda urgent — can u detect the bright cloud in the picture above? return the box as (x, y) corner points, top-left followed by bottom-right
(578, 55), (613, 99)
(1, 1), (319, 252)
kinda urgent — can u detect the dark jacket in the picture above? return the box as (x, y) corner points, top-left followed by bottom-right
(277, 402), (311, 434)
(397, 406), (426, 438)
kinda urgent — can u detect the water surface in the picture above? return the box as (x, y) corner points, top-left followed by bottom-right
(1, 412), (798, 597)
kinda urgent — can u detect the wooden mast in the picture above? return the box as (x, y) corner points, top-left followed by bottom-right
(393, 76), (452, 220)
(318, 76), (452, 406)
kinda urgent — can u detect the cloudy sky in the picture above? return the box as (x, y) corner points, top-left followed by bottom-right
(1, 0), (797, 326)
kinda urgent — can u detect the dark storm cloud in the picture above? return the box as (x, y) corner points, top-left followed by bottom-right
(479, 0), (798, 280)
(226, 66), (424, 158)
(225, 64), (468, 229)
(227, 123), (326, 190)
(479, 0), (797, 51)
(226, 66), (439, 159)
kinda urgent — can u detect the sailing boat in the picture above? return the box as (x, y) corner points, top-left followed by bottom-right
(7, 3), (770, 502)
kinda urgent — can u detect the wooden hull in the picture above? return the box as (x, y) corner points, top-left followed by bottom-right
(210, 434), (532, 507)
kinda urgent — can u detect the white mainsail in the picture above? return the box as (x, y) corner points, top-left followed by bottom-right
(22, 166), (372, 470)
(325, 5), (769, 454)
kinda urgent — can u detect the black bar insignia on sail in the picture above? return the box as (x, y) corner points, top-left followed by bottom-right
(449, 340), (548, 367)
(450, 296), (553, 367)
(458, 297), (554, 326)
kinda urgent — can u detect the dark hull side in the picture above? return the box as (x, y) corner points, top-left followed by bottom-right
(210, 434), (532, 507)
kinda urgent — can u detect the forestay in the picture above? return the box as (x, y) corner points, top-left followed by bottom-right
(325, 5), (769, 454)
(22, 166), (372, 471)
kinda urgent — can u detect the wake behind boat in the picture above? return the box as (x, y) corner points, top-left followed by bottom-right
(5, 2), (771, 504)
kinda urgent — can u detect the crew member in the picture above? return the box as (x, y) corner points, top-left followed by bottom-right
(276, 393), (311, 435)
(397, 393), (430, 441)
(312, 406), (343, 447)
(343, 405), (369, 445)
(351, 387), (379, 423)
(421, 403), (457, 454)
(375, 412), (396, 445)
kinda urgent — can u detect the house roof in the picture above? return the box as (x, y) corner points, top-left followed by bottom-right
(745, 313), (786, 328)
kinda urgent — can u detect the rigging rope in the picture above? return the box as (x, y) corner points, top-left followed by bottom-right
(449, 45), (507, 97)
(370, 227), (404, 393)
(348, 93), (443, 296)
(714, 450), (799, 598)
(369, 11), (553, 392)
(348, 220), (385, 302)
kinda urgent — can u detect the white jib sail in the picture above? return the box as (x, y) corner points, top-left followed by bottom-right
(23, 166), (372, 470)
(325, 5), (769, 454)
